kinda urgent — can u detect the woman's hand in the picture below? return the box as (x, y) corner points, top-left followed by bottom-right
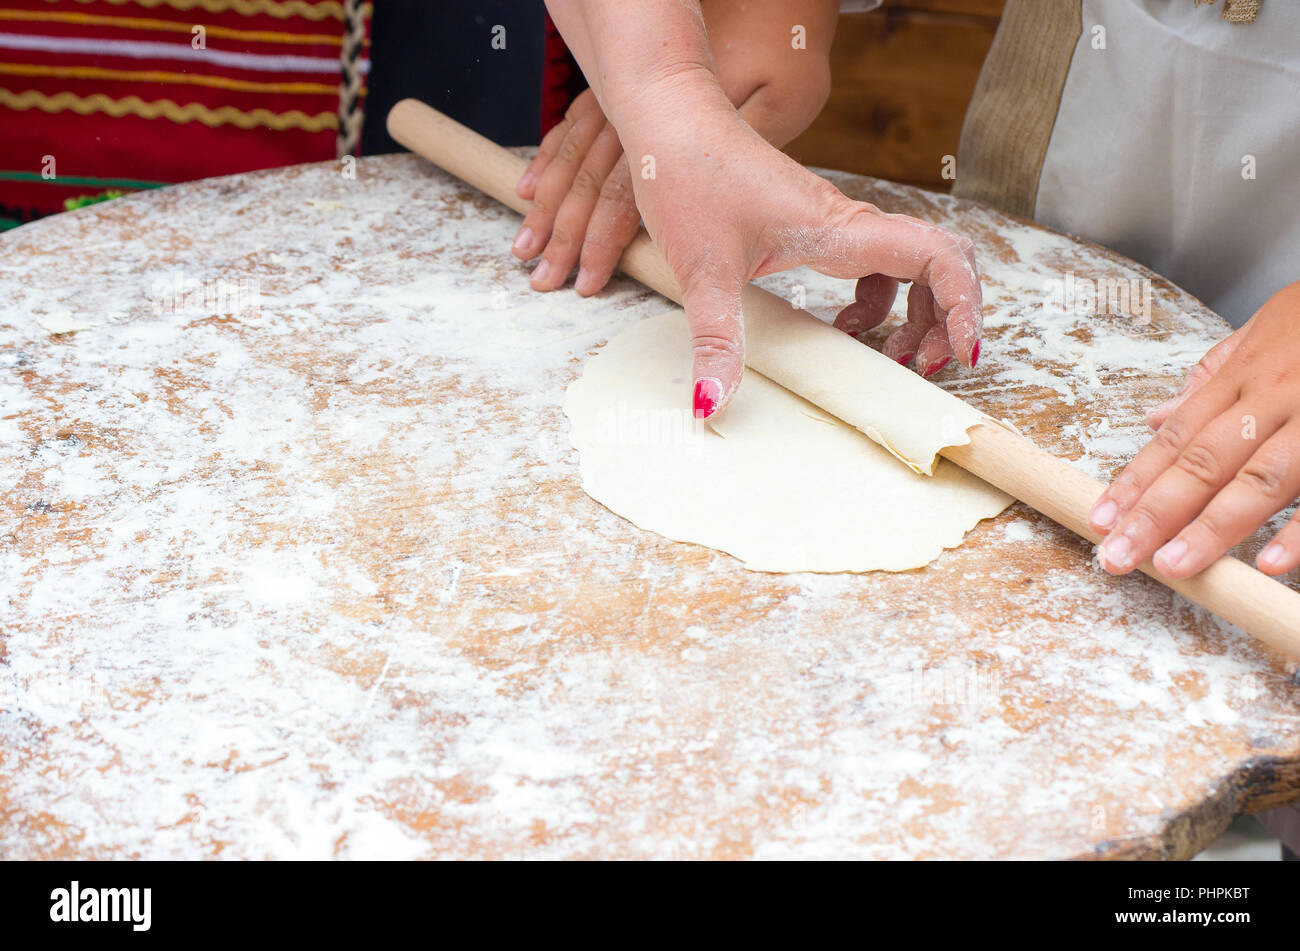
(1089, 281), (1300, 578)
(619, 84), (982, 417)
(511, 88), (643, 297)
(513, 0), (837, 299)
(542, 0), (982, 417)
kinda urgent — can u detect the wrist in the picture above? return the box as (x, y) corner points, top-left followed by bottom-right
(604, 61), (735, 138)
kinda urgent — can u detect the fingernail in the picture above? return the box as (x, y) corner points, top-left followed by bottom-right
(575, 267), (592, 294)
(693, 377), (723, 419)
(1259, 543), (1286, 569)
(517, 172), (537, 193)
(896, 352), (915, 366)
(531, 260), (551, 284)
(513, 227), (534, 253)
(970, 340), (981, 367)
(1155, 539), (1188, 573)
(1101, 534), (1133, 570)
(1091, 499), (1119, 531)
(923, 357), (952, 377)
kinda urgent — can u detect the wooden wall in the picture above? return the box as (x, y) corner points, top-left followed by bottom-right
(786, 0), (1005, 191)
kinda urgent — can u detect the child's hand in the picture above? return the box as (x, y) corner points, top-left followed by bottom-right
(512, 0), (837, 298)
(1089, 281), (1300, 578)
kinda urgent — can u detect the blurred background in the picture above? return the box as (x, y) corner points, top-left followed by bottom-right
(0, 0), (1003, 229)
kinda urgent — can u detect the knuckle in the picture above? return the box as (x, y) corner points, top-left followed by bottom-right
(557, 134), (584, 165)
(1191, 509), (1233, 547)
(571, 166), (604, 200)
(815, 188), (866, 225)
(1190, 501), (1237, 545)
(1259, 362), (1295, 391)
(1124, 503), (1168, 540)
(1173, 443), (1224, 489)
(830, 201), (877, 229)
(548, 223), (575, 252)
(691, 332), (743, 363)
(1153, 418), (1191, 454)
(1234, 457), (1288, 496)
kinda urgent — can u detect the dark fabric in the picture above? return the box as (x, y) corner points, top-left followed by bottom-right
(362, 0), (547, 155)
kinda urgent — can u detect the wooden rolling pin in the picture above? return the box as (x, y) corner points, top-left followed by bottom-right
(387, 97), (1300, 661)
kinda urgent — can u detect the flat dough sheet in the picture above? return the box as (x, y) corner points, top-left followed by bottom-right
(564, 311), (1013, 572)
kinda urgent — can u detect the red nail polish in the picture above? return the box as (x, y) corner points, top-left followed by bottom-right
(693, 377), (722, 419)
(897, 352), (915, 366)
(970, 340), (981, 367)
(924, 357), (952, 377)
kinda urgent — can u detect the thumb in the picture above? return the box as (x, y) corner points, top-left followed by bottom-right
(1145, 323), (1249, 429)
(681, 277), (745, 420)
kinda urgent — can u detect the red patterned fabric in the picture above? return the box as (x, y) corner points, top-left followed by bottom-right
(538, 12), (576, 139)
(0, 0), (369, 226)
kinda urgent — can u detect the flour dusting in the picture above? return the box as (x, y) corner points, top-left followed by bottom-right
(0, 155), (1296, 860)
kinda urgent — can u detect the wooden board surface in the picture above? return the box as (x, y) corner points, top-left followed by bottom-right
(1, 153), (1298, 859)
(787, 0), (1004, 189)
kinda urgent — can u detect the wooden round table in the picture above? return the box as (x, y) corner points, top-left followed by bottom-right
(1, 153), (1297, 859)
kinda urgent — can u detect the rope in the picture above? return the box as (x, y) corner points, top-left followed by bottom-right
(335, 0), (367, 158)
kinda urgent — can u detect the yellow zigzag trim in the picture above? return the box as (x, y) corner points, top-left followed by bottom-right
(41, 0), (372, 23)
(0, 62), (343, 96)
(0, 88), (337, 132)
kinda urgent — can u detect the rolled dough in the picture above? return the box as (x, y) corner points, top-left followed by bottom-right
(564, 311), (1013, 572)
